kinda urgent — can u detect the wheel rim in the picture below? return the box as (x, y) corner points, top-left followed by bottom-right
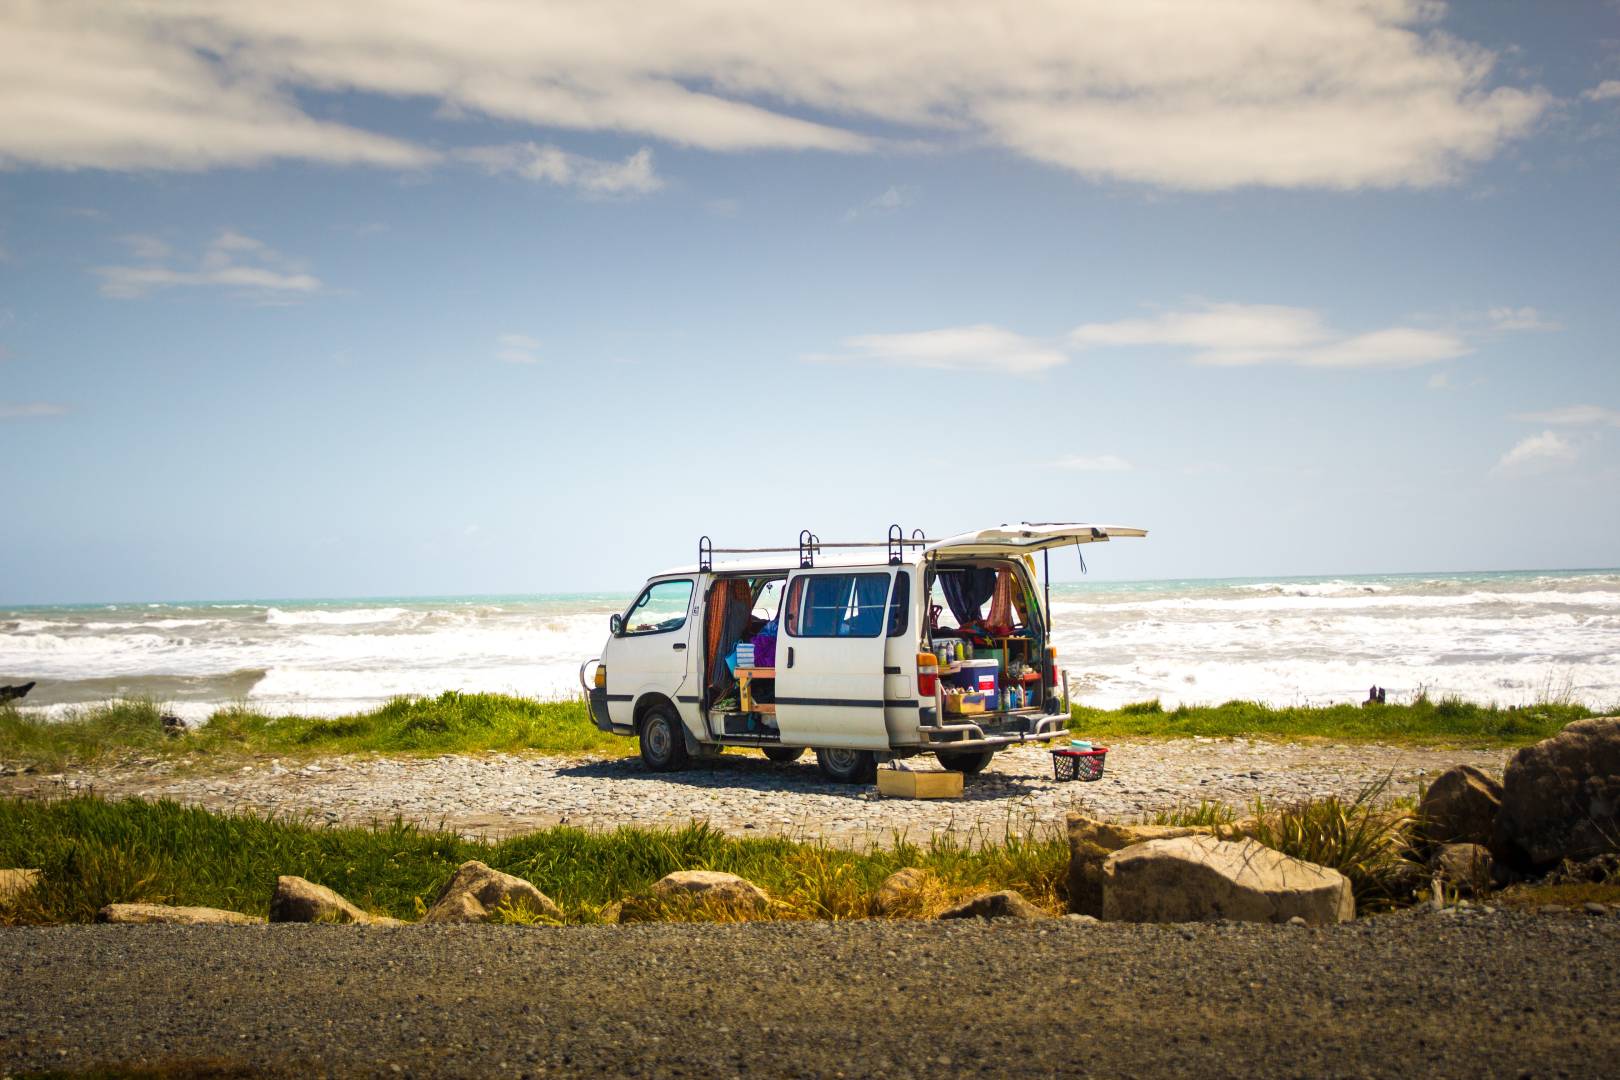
(822, 747), (860, 773)
(646, 717), (672, 761)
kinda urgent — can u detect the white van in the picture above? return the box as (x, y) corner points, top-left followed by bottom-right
(581, 523), (1145, 783)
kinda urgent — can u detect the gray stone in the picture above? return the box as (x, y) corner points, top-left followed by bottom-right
(1066, 812), (1212, 917)
(1431, 843), (1495, 896)
(0, 868), (41, 904)
(938, 890), (1047, 920)
(651, 870), (769, 911)
(1102, 835), (1354, 926)
(422, 861), (561, 924)
(872, 867), (932, 916)
(1416, 765), (1502, 848)
(1495, 717), (1620, 869)
(99, 903), (264, 926)
(268, 875), (400, 925)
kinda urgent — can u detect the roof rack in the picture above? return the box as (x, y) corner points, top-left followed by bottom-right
(696, 524), (934, 572)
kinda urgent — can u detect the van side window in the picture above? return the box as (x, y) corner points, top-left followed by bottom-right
(785, 573), (891, 638)
(887, 571), (910, 637)
(622, 579), (694, 635)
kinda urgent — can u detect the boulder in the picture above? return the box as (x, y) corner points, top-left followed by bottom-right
(1102, 835), (1354, 926)
(1431, 843), (1495, 896)
(650, 870), (769, 912)
(422, 861), (562, 925)
(1416, 765), (1503, 848)
(268, 875), (401, 925)
(98, 903), (264, 926)
(873, 867), (932, 916)
(1494, 717), (1620, 869)
(938, 889), (1047, 920)
(0, 868), (42, 904)
(1066, 812), (1211, 917)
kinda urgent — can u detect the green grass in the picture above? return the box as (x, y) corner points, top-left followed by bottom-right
(1070, 695), (1601, 745)
(0, 691), (625, 770)
(0, 795), (1071, 925)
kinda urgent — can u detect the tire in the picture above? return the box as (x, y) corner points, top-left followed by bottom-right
(935, 749), (995, 776)
(763, 746), (806, 764)
(638, 703), (690, 772)
(815, 746), (877, 784)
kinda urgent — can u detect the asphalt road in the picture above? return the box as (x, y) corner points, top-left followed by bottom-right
(2, 910), (1616, 1078)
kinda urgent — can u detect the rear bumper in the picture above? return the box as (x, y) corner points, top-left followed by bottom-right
(917, 712), (1068, 750)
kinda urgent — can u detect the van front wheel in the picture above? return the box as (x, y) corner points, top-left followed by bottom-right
(815, 747), (877, 784)
(936, 749), (994, 775)
(763, 746), (805, 764)
(639, 705), (690, 772)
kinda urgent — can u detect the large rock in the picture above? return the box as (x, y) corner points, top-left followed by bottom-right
(873, 867), (932, 916)
(1416, 765), (1503, 848)
(268, 875), (401, 925)
(650, 870), (769, 911)
(0, 868), (41, 904)
(938, 890), (1047, 920)
(1066, 812), (1211, 917)
(99, 903), (264, 926)
(1102, 835), (1355, 926)
(423, 861), (562, 924)
(1430, 844), (1495, 896)
(1495, 717), (1620, 869)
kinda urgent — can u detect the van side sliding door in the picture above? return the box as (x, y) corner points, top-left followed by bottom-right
(773, 567), (894, 750)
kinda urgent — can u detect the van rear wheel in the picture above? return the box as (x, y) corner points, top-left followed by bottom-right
(763, 746), (805, 763)
(815, 747), (877, 784)
(935, 749), (994, 775)
(638, 704), (690, 772)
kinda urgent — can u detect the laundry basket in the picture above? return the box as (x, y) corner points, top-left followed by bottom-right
(1051, 746), (1108, 782)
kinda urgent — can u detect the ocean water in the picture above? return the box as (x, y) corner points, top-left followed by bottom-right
(2, 570), (1616, 721)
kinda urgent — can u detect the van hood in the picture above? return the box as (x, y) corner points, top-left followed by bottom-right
(925, 522), (1147, 556)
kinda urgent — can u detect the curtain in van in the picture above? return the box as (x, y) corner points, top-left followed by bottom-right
(706, 579), (754, 690)
(938, 566), (999, 626)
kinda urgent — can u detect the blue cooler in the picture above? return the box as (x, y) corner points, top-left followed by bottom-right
(960, 659), (998, 699)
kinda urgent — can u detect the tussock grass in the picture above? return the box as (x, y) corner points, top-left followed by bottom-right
(0, 796), (1070, 926)
(0, 691), (622, 770)
(1071, 695), (1598, 746)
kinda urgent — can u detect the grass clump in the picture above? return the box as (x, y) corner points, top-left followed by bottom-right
(0, 691), (624, 770)
(1071, 695), (1598, 746)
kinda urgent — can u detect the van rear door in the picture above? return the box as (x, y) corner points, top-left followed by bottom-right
(774, 566), (894, 750)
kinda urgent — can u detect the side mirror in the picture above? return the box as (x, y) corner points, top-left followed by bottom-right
(610, 613), (623, 635)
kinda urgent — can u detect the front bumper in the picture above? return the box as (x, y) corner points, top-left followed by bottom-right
(917, 712), (1069, 750)
(587, 686), (615, 733)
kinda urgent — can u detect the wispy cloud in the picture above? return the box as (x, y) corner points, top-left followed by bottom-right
(1427, 371), (1452, 390)
(1048, 454), (1133, 472)
(0, 2), (1545, 191)
(459, 144), (663, 196)
(1069, 302), (1470, 368)
(845, 185), (914, 221)
(1582, 80), (1620, 103)
(1487, 306), (1560, 332)
(1496, 431), (1577, 473)
(1512, 404), (1620, 427)
(0, 401), (69, 419)
(94, 230), (321, 301)
(495, 333), (541, 364)
(813, 325), (1068, 376)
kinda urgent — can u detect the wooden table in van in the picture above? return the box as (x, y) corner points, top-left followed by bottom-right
(734, 666), (775, 714)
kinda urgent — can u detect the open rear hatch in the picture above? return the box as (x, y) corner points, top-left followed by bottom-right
(925, 522), (1147, 556)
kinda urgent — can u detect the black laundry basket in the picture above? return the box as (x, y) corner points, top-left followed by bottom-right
(1051, 746), (1108, 782)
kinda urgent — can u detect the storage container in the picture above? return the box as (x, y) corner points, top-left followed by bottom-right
(876, 768), (964, 799)
(960, 659), (998, 697)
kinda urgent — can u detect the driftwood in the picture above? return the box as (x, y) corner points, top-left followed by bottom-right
(0, 681), (35, 702)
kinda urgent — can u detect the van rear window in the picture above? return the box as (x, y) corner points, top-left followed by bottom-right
(785, 573), (891, 638)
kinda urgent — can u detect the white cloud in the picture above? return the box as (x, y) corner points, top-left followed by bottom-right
(1583, 80), (1620, 103)
(821, 325), (1067, 376)
(118, 234), (172, 260)
(1049, 454), (1132, 472)
(94, 230), (320, 300)
(845, 185), (914, 221)
(1070, 302), (1470, 368)
(1512, 405), (1620, 427)
(1427, 371), (1452, 390)
(1488, 306), (1560, 332)
(1496, 431), (1577, 473)
(460, 144), (663, 195)
(495, 333), (541, 364)
(0, 401), (69, 419)
(0, 1), (1547, 191)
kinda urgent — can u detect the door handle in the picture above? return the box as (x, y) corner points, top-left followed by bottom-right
(786, 647), (794, 668)
(673, 643), (686, 651)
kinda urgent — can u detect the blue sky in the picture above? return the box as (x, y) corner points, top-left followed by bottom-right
(2, 1), (1618, 604)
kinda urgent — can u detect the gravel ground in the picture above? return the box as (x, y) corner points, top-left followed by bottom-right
(2, 909), (1616, 1078)
(4, 739), (1506, 842)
